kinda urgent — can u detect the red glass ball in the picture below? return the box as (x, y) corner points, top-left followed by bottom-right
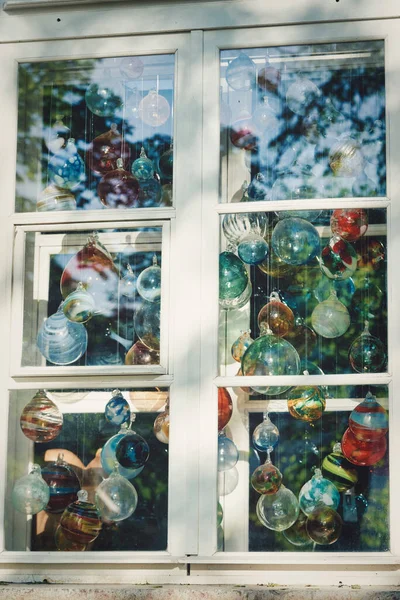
(230, 113), (258, 150)
(218, 387), (233, 431)
(257, 66), (281, 94)
(86, 126), (131, 175)
(341, 427), (387, 466)
(330, 209), (368, 242)
(98, 168), (139, 208)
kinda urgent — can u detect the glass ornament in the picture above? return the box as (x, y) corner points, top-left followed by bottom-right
(48, 138), (85, 190)
(257, 64), (281, 94)
(219, 251), (250, 310)
(20, 390), (63, 442)
(349, 391), (388, 442)
(351, 281), (384, 319)
(258, 292), (295, 337)
(329, 136), (364, 177)
(247, 173), (270, 201)
(138, 90), (170, 127)
(218, 466), (239, 496)
(154, 407), (169, 444)
(258, 247), (294, 278)
(237, 234), (269, 265)
(311, 290), (350, 338)
(101, 425), (144, 479)
(256, 485), (299, 532)
(341, 427), (387, 466)
(320, 235), (358, 281)
(222, 211), (268, 246)
(349, 322), (386, 373)
(160, 183), (173, 207)
(37, 184), (76, 212)
(306, 505), (343, 545)
(120, 264), (136, 298)
(116, 426), (150, 470)
(46, 117), (71, 154)
(252, 96), (280, 134)
(59, 489), (102, 544)
(331, 209), (368, 242)
(354, 238), (385, 272)
(131, 147), (154, 180)
(252, 412), (280, 452)
(105, 389), (131, 426)
(95, 464), (138, 522)
(119, 56), (144, 79)
(282, 512), (313, 547)
(225, 52), (256, 91)
(86, 125), (131, 176)
(287, 385), (326, 423)
(41, 454), (80, 514)
(321, 442), (358, 492)
(270, 165), (321, 204)
(85, 74), (124, 117)
(231, 330), (253, 363)
(55, 525), (87, 551)
(298, 468), (340, 516)
(314, 276), (355, 306)
(217, 501), (223, 527)
(218, 432), (239, 472)
(98, 158), (139, 209)
(137, 178), (162, 207)
(12, 464), (50, 515)
(241, 325), (300, 395)
(286, 75), (321, 116)
(125, 341), (159, 366)
(62, 282), (95, 324)
(251, 449), (282, 495)
(230, 111), (258, 150)
(37, 306), (88, 365)
(137, 255), (161, 302)
(218, 387), (233, 431)
(271, 218), (320, 266)
(159, 145), (173, 180)
(134, 300), (160, 351)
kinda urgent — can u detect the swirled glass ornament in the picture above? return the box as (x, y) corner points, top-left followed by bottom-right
(85, 74), (124, 117)
(131, 147), (154, 180)
(271, 218), (320, 266)
(105, 389), (131, 426)
(20, 390), (63, 442)
(46, 117), (70, 154)
(41, 454), (80, 514)
(321, 443), (358, 492)
(349, 391), (388, 442)
(354, 238), (385, 272)
(101, 425), (144, 479)
(137, 178), (162, 207)
(287, 385), (326, 422)
(251, 449), (282, 495)
(37, 306), (88, 365)
(12, 464), (50, 515)
(55, 525), (87, 551)
(349, 322), (386, 373)
(231, 330), (253, 363)
(329, 136), (364, 177)
(341, 427), (387, 466)
(222, 211), (268, 246)
(238, 234), (269, 265)
(258, 292), (295, 337)
(256, 485), (299, 531)
(48, 139), (85, 190)
(252, 96), (280, 135)
(120, 264), (136, 298)
(98, 158), (139, 209)
(299, 468), (340, 516)
(351, 280), (383, 319)
(62, 282), (95, 324)
(311, 290), (350, 338)
(218, 387), (233, 431)
(95, 464), (138, 522)
(125, 341), (159, 366)
(60, 489), (102, 544)
(154, 407), (169, 444)
(37, 184), (76, 212)
(230, 111), (258, 150)
(241, 325), (300, 394)
(247, 173), (270, 201)
(282, 512), (313, 547)
(138, 90), (170, 127)
(252, 412), (280, 452)
(286, 75), (320, 116)
(86, 125), (131, 176)
(120, 56), (144, 80)
(218, 432), (239, 472)
(331, 209), (368, 242)
(134, 300), (160, 351)
(219, 251), (250, 310)
(320, 235), (358, 281)
(159, 145), (173, 180)
(225, 52), (255, 91)
(306, 506), (342, 545)
(137, 255), (161, 302)
(116, 427), (150, 469)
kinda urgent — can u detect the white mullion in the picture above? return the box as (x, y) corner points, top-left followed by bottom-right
(216, 198), (390, 214)
(215, 374), (392, 388)
(11, 207), (176, 226)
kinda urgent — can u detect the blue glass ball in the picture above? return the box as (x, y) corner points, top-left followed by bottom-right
(131, 151), (154, 180)
(238, 234), (269, 265)
(298, 469), (340, 516)
(101, 432), (144, 479)
(271, 218), (321, 266)
(219, 251), (249, 301)
(48, 140), (85, 190)
(37, 308), (88, 365)
(105, 392), (131, 426)
(116, 431), (150, 469)
(218, 434), (239, 472)
(85, 81), (123, 117)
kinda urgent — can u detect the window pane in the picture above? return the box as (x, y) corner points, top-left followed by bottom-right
(220, 41), (386, 203)
(6, 388), (169, 551)
(16, 54), (174, 212)
(217, 385), (389, 552)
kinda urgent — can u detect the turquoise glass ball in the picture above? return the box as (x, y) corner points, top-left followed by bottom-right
(271, 217), (320, 266)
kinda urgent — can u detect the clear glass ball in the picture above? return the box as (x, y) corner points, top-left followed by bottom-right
(137, 263), (161, 302)
(95, 468), (138, 522)
(12, 465), (50, 515)
(218, 433), (239, 472)
(256, 485), (299, 531)
(134, 300), (160, 351)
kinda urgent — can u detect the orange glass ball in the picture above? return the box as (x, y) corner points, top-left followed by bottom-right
(218, 387), (233, 431)
(258, 293), (294, 337)
(341, 427), (387, 466)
